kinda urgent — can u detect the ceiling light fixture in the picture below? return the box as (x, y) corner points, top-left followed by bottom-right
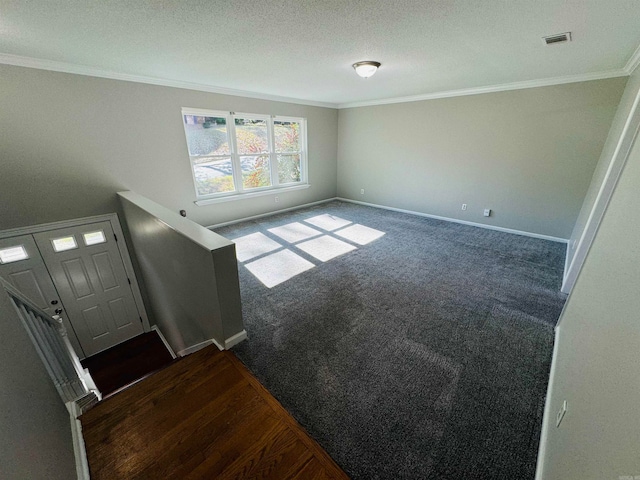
(353, 61), (381, 78)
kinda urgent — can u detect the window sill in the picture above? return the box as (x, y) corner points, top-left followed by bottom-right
(195, 184), (310, 206)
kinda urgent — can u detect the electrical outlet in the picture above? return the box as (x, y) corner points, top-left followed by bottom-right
(360, 189), (365, 195)
(556, 400), (567, 427)
(483, 208), (491, 217)
(461, 204), (467, 211)
(275, 196), (279, 203)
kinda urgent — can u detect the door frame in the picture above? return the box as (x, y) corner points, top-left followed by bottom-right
(0, 213), (151, 335)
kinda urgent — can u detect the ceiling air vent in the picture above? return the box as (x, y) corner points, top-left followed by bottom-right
(543, 32), (572, 45)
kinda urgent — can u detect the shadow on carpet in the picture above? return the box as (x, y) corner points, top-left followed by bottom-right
(215, 201), (566, 480)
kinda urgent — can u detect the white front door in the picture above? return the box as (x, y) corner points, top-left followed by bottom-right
(0, 234), (84, 356)
(33, 221), (144, 357)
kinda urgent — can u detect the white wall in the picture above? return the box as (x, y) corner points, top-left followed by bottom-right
(0, 64), (338, 231)
(0, 287), (76, 479)
(564, 72), (640, 291)
(536, 97), (640, 478)
(119, 192), (244, 354)
(337, 79), (626, 239)
(0, 63), (627, 241)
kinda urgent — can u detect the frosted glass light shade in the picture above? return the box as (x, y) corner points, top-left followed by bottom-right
(353, 61), (381, 78)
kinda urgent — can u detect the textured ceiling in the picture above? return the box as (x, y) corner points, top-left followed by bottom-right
(0, 0), (639, 107)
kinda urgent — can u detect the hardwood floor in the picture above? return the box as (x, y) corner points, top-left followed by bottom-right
(81, 330), (174, 397)
(80, 345), (349, 479)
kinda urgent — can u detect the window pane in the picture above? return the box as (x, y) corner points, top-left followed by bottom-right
(235, 118), (269, 155)
(183, 116), (230, 156)
(241, 155), (272, 189)
(0, 245), (29, 264)
(278, 154), (301, 184)
(274, 121), (300, 153)
(52, 236), (78, 252)
(193, 157), (235, 195)
(83, 230), (106, 246)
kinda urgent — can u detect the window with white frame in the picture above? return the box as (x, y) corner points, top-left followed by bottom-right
(181, 108), (307, 202)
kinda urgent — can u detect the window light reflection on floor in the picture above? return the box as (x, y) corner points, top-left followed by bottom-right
(303, 214), (352, 231)
(334, 224), (385, 245)
(233, 214), (385, 289)
(233, 232), (282, 262)
(296, 235), (357, 262)
(268, 222), (321, 243)
(244, 250), (315, 288)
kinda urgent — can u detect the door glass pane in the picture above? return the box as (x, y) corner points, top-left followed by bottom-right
(0, 245), (29, 264)
(52, 236), (78, 252)
(183, 115), (230, 156)
(274, 121), (300, 153)
(83, 230), (106, 246)
(278, 154), (301, 184)
(241, 155), (272, 189)
(193, 157), (235, 195)
(235, 118), (269, 155)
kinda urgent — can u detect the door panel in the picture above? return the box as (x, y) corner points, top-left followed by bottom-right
(33, 221), (143, 357)
(9, 269), (48, 308)
(62, 258), (94, 298)
(82, 306), (109, 338)
(0, 235), (85, 356)
(92, 252), (118, 291)
(109, 298), (134, 328)
(0, 235), (56, 313)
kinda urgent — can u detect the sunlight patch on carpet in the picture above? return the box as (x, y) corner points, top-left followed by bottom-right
(268, 222), (322, 243)
(244, 249), (315, 288)
(335, 224), (385, 245)
(304, 214), (352, 232)
(232, 232), (282, 262)
(296, 235), (357, 262)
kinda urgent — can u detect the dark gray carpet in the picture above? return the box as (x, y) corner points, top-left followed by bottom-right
(215, 201), (566, 480)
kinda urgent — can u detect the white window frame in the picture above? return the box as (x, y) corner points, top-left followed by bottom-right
(181, 108), (309, 205)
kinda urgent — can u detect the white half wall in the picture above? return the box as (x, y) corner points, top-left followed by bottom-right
(118, 191), (244, 354)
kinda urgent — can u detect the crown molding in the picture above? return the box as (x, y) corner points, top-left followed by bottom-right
(624, 43), (640, 74)
(0, 53), (338, 109)
(0, 51), (636, 111)
(337, 69), (629, 109)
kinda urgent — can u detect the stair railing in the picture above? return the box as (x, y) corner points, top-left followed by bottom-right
(1, 278), (101, 411)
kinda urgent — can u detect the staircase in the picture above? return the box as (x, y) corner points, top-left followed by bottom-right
(80, 330), (174, 399)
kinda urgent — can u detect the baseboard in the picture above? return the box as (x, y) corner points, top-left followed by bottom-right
(336, 197), (569, 243)
(561, 244), (573, 294)
(224, 329), (247, 349)
(177, 339), (216, 357)
(176, 330), (248, 356)
(207, 195), (568, 243)
(535, 325), (562, 480)
(67, 401), (90, 480)
(150, 325), (177, 359)
(210, 337), (224, 351)
(206, 197), (337, 230)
